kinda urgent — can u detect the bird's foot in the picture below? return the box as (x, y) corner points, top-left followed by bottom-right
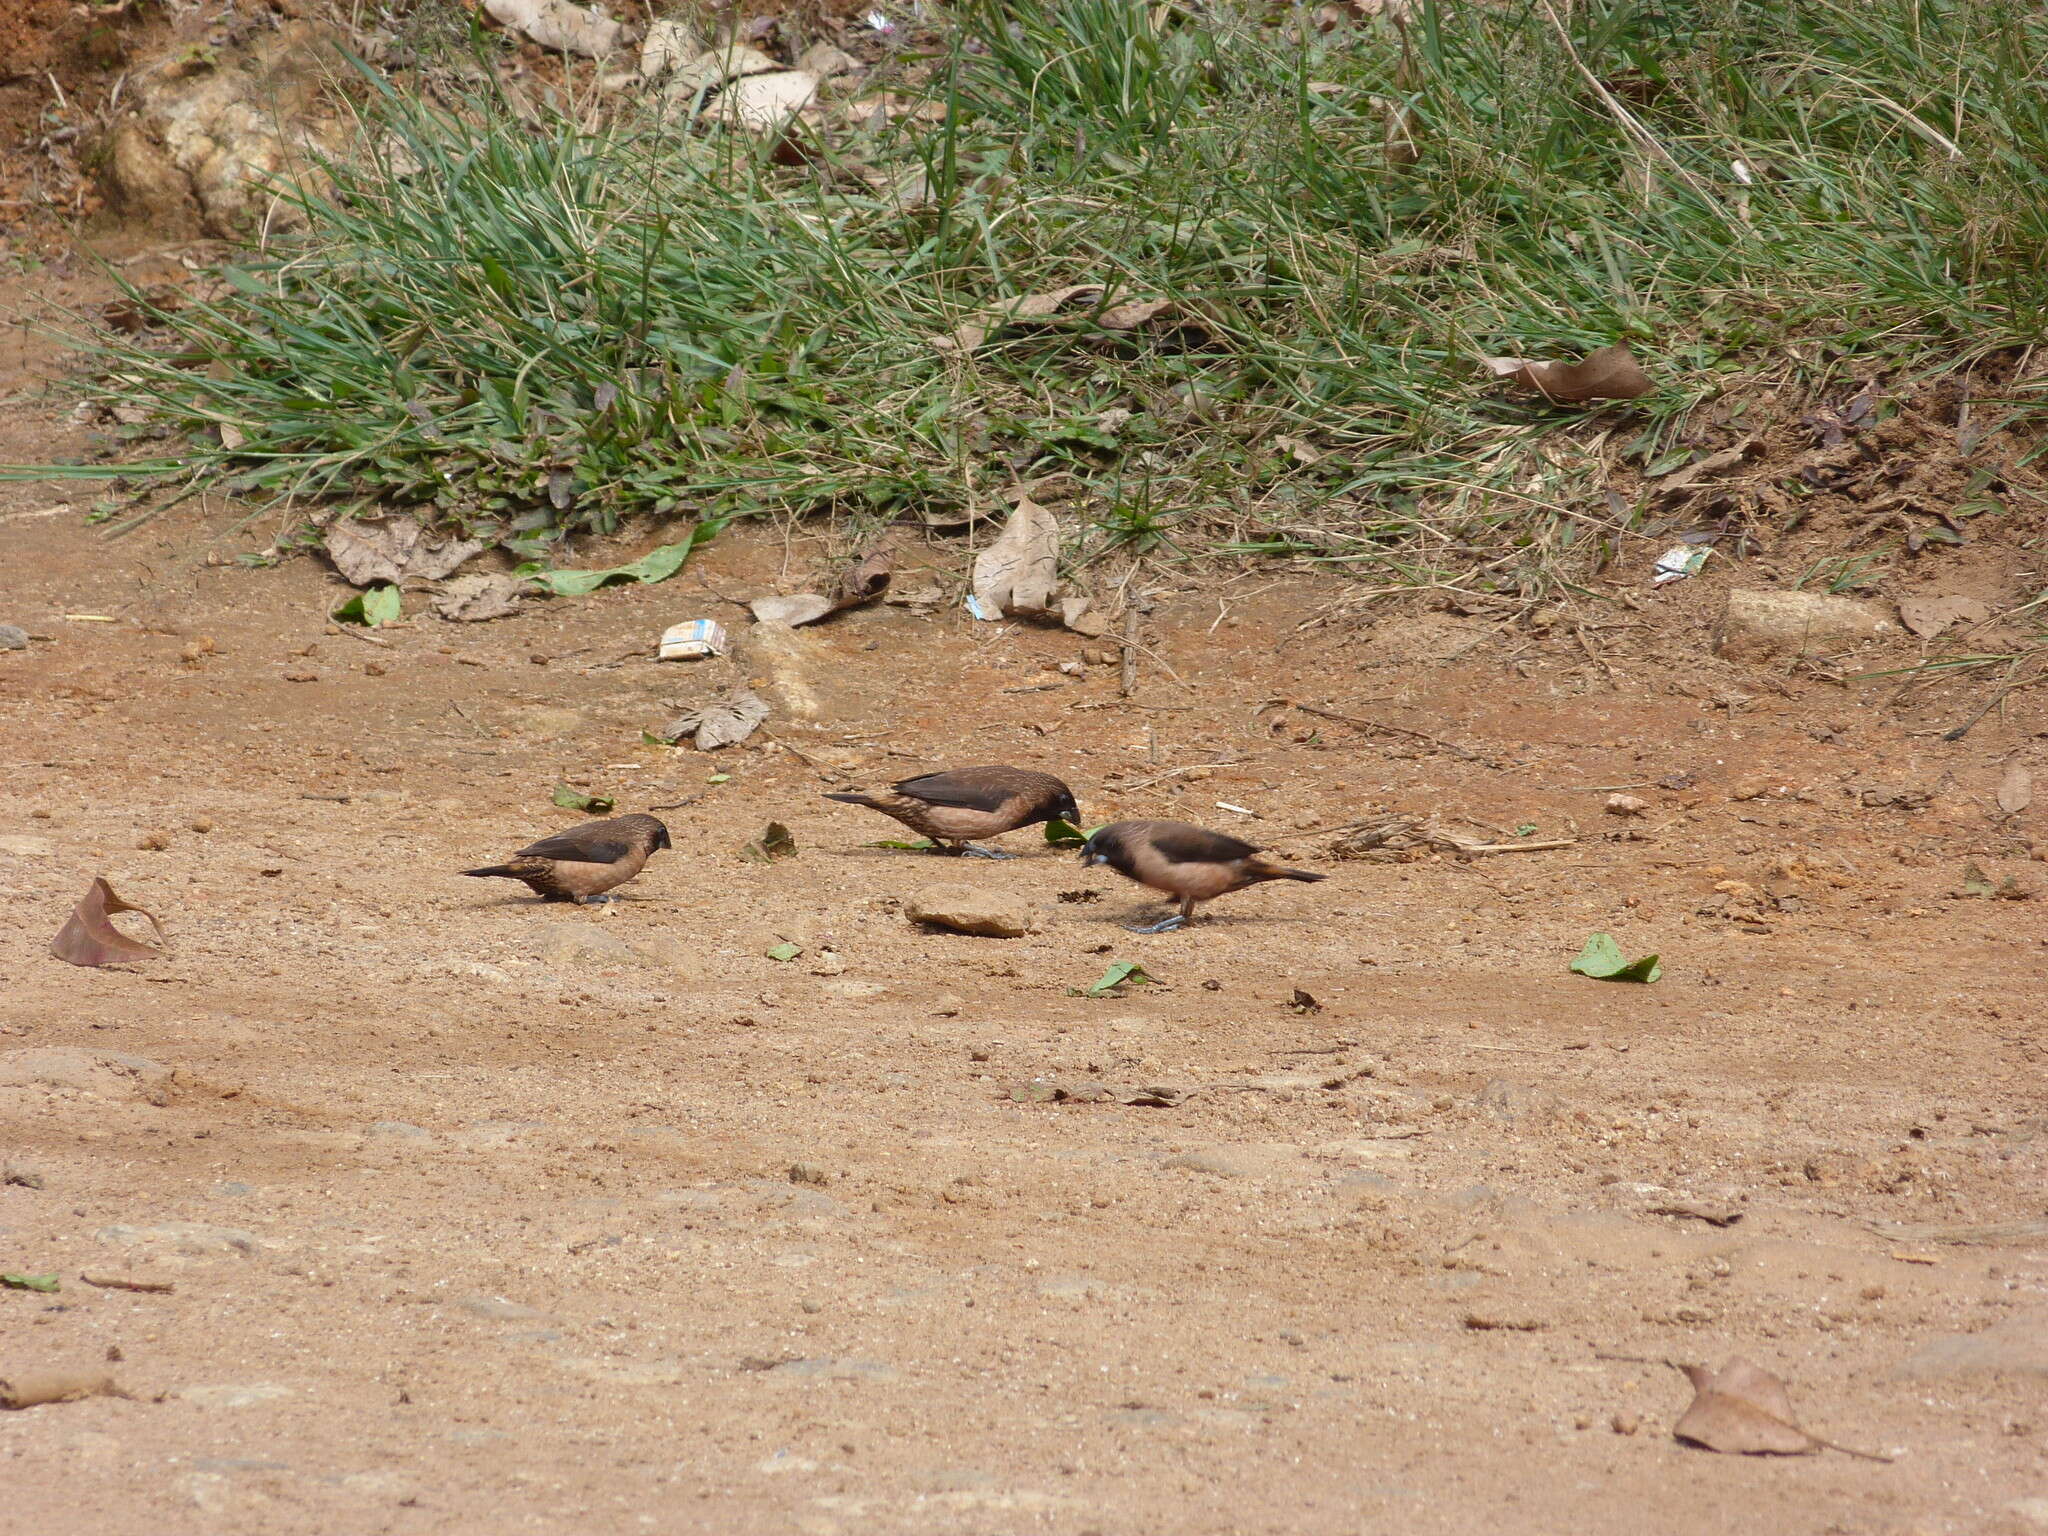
(580, 893), (621, 905)
(1123, 913), (1188, 934)
(954, 844), (1016, 860)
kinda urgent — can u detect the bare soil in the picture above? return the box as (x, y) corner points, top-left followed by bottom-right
(3, 250), (2048, 1536)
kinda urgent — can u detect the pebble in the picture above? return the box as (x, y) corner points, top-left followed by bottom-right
(0, 625), (28, 650)
(905, 884), (1033, 938)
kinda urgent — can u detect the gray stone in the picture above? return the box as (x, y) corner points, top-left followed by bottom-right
(0, 1047), (172, 1104)
(906, 884), (1033, 938)
(1896, 1313), (2048, 1381)
(765, 1357), (899, 1382)
(453, 1294), (550, 1321)
(208, 1181), (254, 1198)
(98, 1221), (260, 1256)
(1718, 589), (1891, 659)
(176, 1383), (292, 1407)
(0, 625), (27, 650)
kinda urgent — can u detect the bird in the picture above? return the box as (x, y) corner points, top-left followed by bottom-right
(822, 766), (1079, 859)
(461, 813), (672, 903)
(1079, 819), (1325, 932)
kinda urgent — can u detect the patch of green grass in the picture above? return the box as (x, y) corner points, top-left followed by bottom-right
(42, 0), (2048, 592)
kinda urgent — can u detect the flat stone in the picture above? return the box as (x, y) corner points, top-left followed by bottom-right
(0, 624), (29, 650)
(177, 1384), (293, 1407)
(0, 833), (53, 856)
(535, 920), (655, 969)
(1896, 1313), (2048, 1381)
(453, 1294), (550, 1321)
(1718, 589), (1891, 659)
(764, 1357), (899, 1382)
(906, 884), (1033, 938)
(0, 1047), (172, 1104)
(98, 1222), (260, 1257)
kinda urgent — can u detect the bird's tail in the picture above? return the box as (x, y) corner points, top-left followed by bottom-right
(1248, 858), (1326, 884)
(821, 792), (883, 809)
(461, 864), (520, 879)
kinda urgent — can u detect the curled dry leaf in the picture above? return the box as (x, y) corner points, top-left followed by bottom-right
(479, 0), (625, 57)
(663, 44), (781, 101)
(666, 688), (769, 751)
(1672, 1356), (1890, 1461)
(1481, 343), (1652, 403)
(639, 18), (704, 77)
(325, 515), (483, 587)
(50, 878), (166, 968)
(1897, 593), (1991, 640)
(934, 284), (1106, 356)
(1653, 437), (1757, 492)
(0, 1370), (127, 1410)
(835, 550), (893, 609)
(971, 497), (1060, 619)
(432, 573), (528, 622)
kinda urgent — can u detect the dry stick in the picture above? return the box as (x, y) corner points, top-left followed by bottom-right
(1292, 702), (1488, 763)
(1119, 607), (1140, 698)
(757, 728), (828, 770)
(325, 621), (391, 648)
(1942, 670), (2047, 742)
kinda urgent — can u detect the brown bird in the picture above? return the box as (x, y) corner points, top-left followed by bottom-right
(823, 766), (1079, 859)
(1079, 819), (1325, 931)
(461, 813), (672, 903)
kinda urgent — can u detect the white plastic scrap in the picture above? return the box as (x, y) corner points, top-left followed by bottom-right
(1651, 544), (1714, 585)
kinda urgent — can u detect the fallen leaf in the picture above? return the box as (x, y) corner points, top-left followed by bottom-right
(1652, 438), (1757, 492)
(519, 540), (694, 597)
(50, 878), (165, 967)
(1481, 344), (1652, 403)
(0, 1274), (59, 1292)
(663, 43), (781, 98)
(740, 822), (797, 863)
(1289, 988), (1322, 1014)
(1997, 761), (2032, 815)
(1272, 435), (1324, 465)
(1084, 961), (1154, 997)
(332, 584), (402, 628)
(1897, 594), (1991, 639)
(934, 284), (1106, 356)
(0, 1370), (124, 1410)
(324, 516), (482, 587)
(706, 70), (819, 131)
(834, 551), (893, 608)
(665, 688), (769, 751)
(765, 941), (802, 962)
(1645, 1201), (1743, 1227)
(480, 0), (625, 55)
(1061, 596), (1111, 638)
(639, 17), (703, 77)
(551, 785), (616, 815)
(870, 838), (938, 851)
(751, 594), (835, 628)
(1043, 818), (1104, 847)
(1569, 931), (1661, 983)
(1097, 297), (1178, 331)
(1669, 1357), (1891, 1460)
(432, 572), (527, 622)
(970, 497), (1060, 619)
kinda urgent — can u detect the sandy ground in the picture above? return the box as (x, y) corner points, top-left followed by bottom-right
(3, 263), (2048, 1536)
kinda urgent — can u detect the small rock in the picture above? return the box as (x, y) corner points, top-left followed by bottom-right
(0, 625), (28, 650)
(454, 1294), (550, 1321)
(1604, 793), (1649, 817)
(906, 884), (1033, 938)
(208, 1181), (253, 1199)
(1476, 1078), (1563, 1125)
(1717, 589), (1890, 659)
(176, 1384), (292, 1408)
(1611, 1411), (1641, 1436)
(788, 1162), (830, 1186)
(1896, 1313), (2048, 1381)
(807, 950), (846, 976)
(535, 921), (654, 969)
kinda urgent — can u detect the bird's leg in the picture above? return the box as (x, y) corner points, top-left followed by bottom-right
(1124, 912), (1187, 933)
(580, 893), (621, 905)
(955, 843), (1016, 860)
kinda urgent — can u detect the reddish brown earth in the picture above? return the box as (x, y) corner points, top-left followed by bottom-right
(2, 258), (2047, 1536)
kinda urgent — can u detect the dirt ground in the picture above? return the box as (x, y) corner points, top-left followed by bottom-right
(3, 244), (2048, 1536)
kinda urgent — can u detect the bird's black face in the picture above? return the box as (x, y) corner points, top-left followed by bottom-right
(1054, 792), (1081, 825)
(652, 823), (673, 852)
(1078, 830), (1107, 866)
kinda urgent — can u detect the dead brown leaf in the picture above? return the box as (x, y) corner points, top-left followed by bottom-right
(664, 689), (769, 751)
(432, 573), (527, 622)
(1997, 760), (2032, 816)
(970, 497), (1060, 619)
(934, 285), (1106, 356)
(1897, 594), (1991, 640)
(479, 0), (624, 56)
(324, 516), (482, 587)
(1652, 437), (1757, 492)
(751, 594), (836, 628)
(1672, 1356), (1890, 1460)
(50, 878), (166, 968)
(1481, 344), (1653, 403)
(834, 550), (893, 609)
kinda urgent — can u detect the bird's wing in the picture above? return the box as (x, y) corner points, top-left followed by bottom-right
(513, 831), (635, 864)
(890, 768), (1033, 812)
(1143, 824), (1262, 864)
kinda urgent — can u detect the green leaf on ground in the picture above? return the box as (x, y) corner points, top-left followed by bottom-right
(1083, 960), (1154, 997)
(551, 784), (616, 814)
(1, 1273), (60, 1292)
(1044, 818), (1107, 847)
(642, 729), (676, 747)
(1569, 932), (1662, 983)
(519, 540), (693, 597)
(740, 822), (797, 862)
(333, 583), (402, 627)
(869, 838), (938, 851)
(765, 941), (802, 962)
